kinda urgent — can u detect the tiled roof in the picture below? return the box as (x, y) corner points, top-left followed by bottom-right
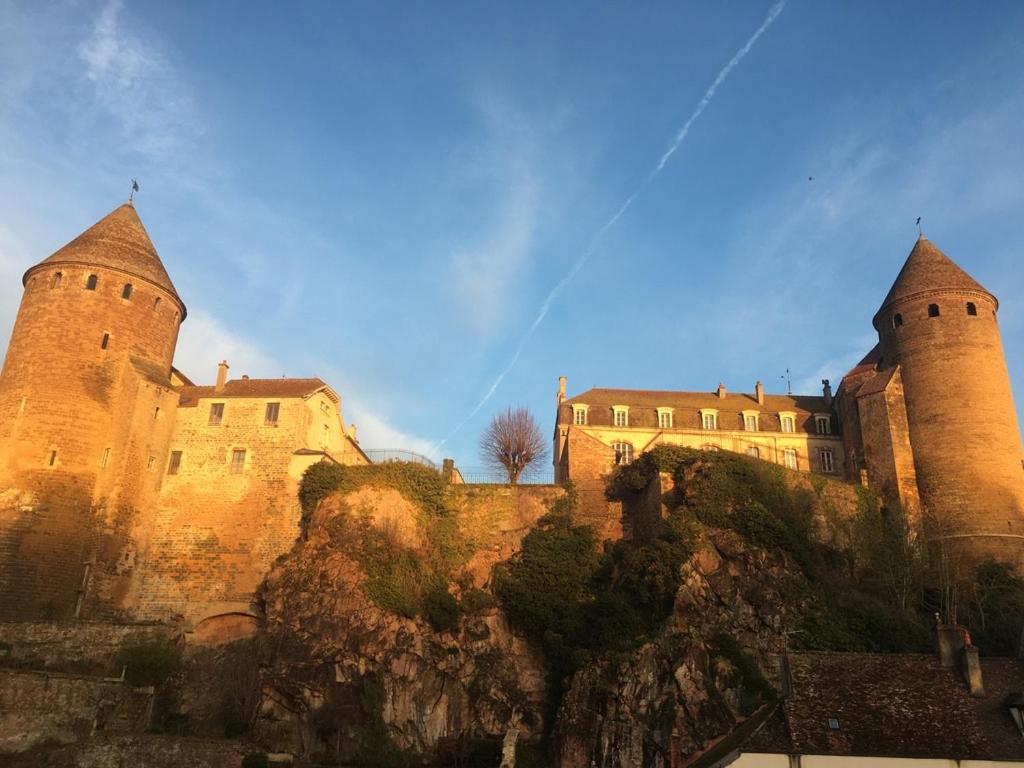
(875, 236), (994, 320)
(776, 652), (1022, 760)
(24, 203), (185, 314)
(177, 377), (333, 407)
(565, 387), (828, 414)
(560, 387), (834, 435)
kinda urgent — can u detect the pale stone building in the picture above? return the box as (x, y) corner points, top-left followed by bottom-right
(0, 202), (368, 626)
(553, 379), (843, 485)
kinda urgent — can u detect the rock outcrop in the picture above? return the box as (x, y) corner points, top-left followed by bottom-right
(254, 487), (549, 764)
(556, 528), (805, 768)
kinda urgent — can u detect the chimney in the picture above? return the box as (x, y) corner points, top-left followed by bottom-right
(755, 381), (765, 405)
(935, 616), (967, 668)
(822, 378), (833, 406)
(962, 635), (985, 698)
(557, 376), (567, 405)
(242, 374), (249, 381)
(716, 382), (727, 399)
(215, 360), (229, 392)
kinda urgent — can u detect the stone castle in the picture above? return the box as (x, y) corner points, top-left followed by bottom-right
(1, 203), (1023, 633)
(554, 235), (1024, 570)
(0, 202), (369, 630)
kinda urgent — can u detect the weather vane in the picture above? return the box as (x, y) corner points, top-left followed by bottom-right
(916, 216), (922, 235)
(781, 368), (792, 396)
(129, 179), (139, 203)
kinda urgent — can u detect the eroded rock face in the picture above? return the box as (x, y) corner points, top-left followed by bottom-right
(254, 490), (548, 763)
(555, 529), (803, 768)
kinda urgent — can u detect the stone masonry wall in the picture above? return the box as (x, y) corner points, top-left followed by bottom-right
(134, 392), (365, 625)
(0, 668), (153, 754)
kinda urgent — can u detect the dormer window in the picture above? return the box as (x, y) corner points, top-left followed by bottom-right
(928, 303), (940, 317)
(699, 409), (718, 430)
(572, 404), (589, 426)
(742, 410), (759, 432)
(656, 408), (673, 429)
(892, 313), (903, 328)
(85, 274), (98, 291)
(121, 283), (133, 300)
(815, 415), (832, 435)
(779, 412), (797, 433)
(612, 406), (629, 428)
(966, 302), (977, 316)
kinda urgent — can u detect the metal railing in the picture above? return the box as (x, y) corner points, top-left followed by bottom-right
(363, 449), (438, 470)
(455, 466), (555, 485)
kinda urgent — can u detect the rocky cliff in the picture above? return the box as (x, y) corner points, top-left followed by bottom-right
(253, 480), (553, 764)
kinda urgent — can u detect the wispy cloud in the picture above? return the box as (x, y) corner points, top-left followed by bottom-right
(172, 309), (278, 382)
(447, 94), (543, 337)
(434, 0), (788, 451)
(76, 0), (202, 161)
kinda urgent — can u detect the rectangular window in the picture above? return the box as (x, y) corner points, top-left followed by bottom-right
(230, 449), (246, 474)
(783, 449), (798, 470)
(744, 414), (758, 432)
(745, 446), (760, 458)
(613, 442), (634, 465)
(820, 448), (835, 473)
(48, 450), (57, 467)
(613, 409), (628, 427)
(702, 413), (717, 430)
(815, 415), (832, 435)
(781, 415), (796, 433)
(321, 424), (330, 449)
(573, 408), (587, 426)
(209, 402), (224, 425)
(100, 447), (111, 469)
(147, 455), (156, 471)
(167, 450), (182, 475)
(265, 402), (280, 425)
(658, 411), (673, 429)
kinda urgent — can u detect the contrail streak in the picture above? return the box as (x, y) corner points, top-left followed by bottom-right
(432, 1), (786, 455)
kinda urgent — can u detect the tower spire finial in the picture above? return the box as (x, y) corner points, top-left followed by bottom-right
(916, 216), (922, 236)
(129, 179), (139, 203)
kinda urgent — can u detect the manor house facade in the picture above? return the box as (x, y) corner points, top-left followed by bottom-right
(0, 202), (368, 629)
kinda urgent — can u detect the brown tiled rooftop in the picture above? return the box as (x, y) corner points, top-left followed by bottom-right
(178, 377), (333, 406)
(564, 387), (829, 414)
(774, 652), (1024, 761)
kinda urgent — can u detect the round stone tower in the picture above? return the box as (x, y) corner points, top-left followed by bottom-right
(873, 236), (1024, 570)
(0, 202), (186, 618)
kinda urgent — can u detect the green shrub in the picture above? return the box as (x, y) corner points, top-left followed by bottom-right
(241, 754), (268, 768)
(964, 561), (1024, 656)
(423, 580), (462, 632)
(116, 639), (182, 687)
(708, 632), (776, 714)
(460, 587), (497, 613)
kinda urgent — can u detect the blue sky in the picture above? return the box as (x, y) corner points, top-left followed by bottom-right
(1, 1), (1023, 469)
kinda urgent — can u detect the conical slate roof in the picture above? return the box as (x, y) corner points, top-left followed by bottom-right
(24, 202), (185, 314)
(877, 236), (994, 314)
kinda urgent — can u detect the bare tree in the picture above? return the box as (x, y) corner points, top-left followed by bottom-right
(480, 407), (547, 484)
